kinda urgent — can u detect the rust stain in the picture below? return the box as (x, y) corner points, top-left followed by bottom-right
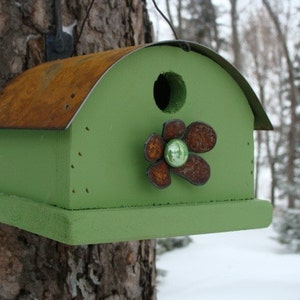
(0, 45), (142, 129)
(172, 154), (210, 185)
(144, 134), (165, 163)
(147, 160), (171, 189)
(40, 63), (62, 90)
(162, 119), (186, 141)
(184, 122), (217, 153)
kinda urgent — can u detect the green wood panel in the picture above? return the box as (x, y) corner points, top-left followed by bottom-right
(69, 45), (254, 210)
(0, 129), (70, 207)
(0, 193), (273, 245)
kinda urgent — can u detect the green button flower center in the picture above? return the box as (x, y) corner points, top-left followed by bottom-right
(164, 139), (189, 167)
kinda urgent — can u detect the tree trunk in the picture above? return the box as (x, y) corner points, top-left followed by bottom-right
(229, 0), (242, 71)
(0, 1), (156, 299)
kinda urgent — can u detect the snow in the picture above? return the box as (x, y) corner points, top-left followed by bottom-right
(157, 227), (300, 300)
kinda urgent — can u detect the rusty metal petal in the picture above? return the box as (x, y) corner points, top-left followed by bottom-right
(171, 154), (210, 185)
(147, 160), (171, 188)
(184, 122), (217, 153)
(144, 134), (165, 162)
(162, 119), (186, 141)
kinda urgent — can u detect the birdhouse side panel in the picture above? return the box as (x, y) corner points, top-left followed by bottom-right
(68, 46), (255, 210)
(0, 129), (71, 208)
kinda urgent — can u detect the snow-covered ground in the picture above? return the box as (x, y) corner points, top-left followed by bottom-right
(157, 226), (300, 300)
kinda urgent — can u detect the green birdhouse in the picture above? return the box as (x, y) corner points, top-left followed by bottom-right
(0, 40), (273, 245)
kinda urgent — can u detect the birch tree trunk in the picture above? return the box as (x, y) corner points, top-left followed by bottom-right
(0, 1), (156, 299)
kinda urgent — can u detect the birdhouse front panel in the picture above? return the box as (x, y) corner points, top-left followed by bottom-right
(68, 45), (254, 210)
(0, 41), (273, 244)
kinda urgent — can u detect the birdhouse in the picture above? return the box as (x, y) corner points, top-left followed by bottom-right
(0, 40), (273, 245)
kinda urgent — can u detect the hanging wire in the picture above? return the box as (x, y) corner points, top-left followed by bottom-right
(74, 0), (190, 53)
(152, 0), (178, 40)
(74, 0), (96, 51)
(152, 0), (191, 52)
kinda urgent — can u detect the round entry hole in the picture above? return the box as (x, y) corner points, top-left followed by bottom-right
(153, 72), (186, 113)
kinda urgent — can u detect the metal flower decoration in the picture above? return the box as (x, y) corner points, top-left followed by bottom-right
(144, 119), (217, 188)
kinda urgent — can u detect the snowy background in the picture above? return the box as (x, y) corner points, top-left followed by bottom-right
(148, 1), (300, 299)
(157, 227), (300, 300)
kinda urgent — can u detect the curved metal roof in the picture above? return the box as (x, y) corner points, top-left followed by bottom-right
(0, 40), (272, 130)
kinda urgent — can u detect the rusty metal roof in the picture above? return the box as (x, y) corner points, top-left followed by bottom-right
(0, 40), (272, 130)
(0, 45), (140, 130)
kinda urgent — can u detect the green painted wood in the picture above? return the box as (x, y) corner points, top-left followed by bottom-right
(0, 129), (71, 207)
(0, 192), (272, 245)
(69, 45), (254, 210)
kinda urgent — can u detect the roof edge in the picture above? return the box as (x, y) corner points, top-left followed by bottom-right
(146, 40), (273, 130)
(75, 40), (273, 130)
(0, 40), (273, 130)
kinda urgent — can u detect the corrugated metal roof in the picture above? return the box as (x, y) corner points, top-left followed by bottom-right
(0, 40), (272, 130)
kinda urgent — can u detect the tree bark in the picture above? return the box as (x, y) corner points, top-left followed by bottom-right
(0, 1), (156, 299)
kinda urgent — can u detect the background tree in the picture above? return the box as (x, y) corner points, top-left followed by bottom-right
(0, 1), (156, 299)
(223, 0), (299, 209)
(241, 8), (284, 205)
(229, 0), (242, 71)
(262, 0), (298, 209)
(236, 0), (300, 249)
(164, 0), (220, 50)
